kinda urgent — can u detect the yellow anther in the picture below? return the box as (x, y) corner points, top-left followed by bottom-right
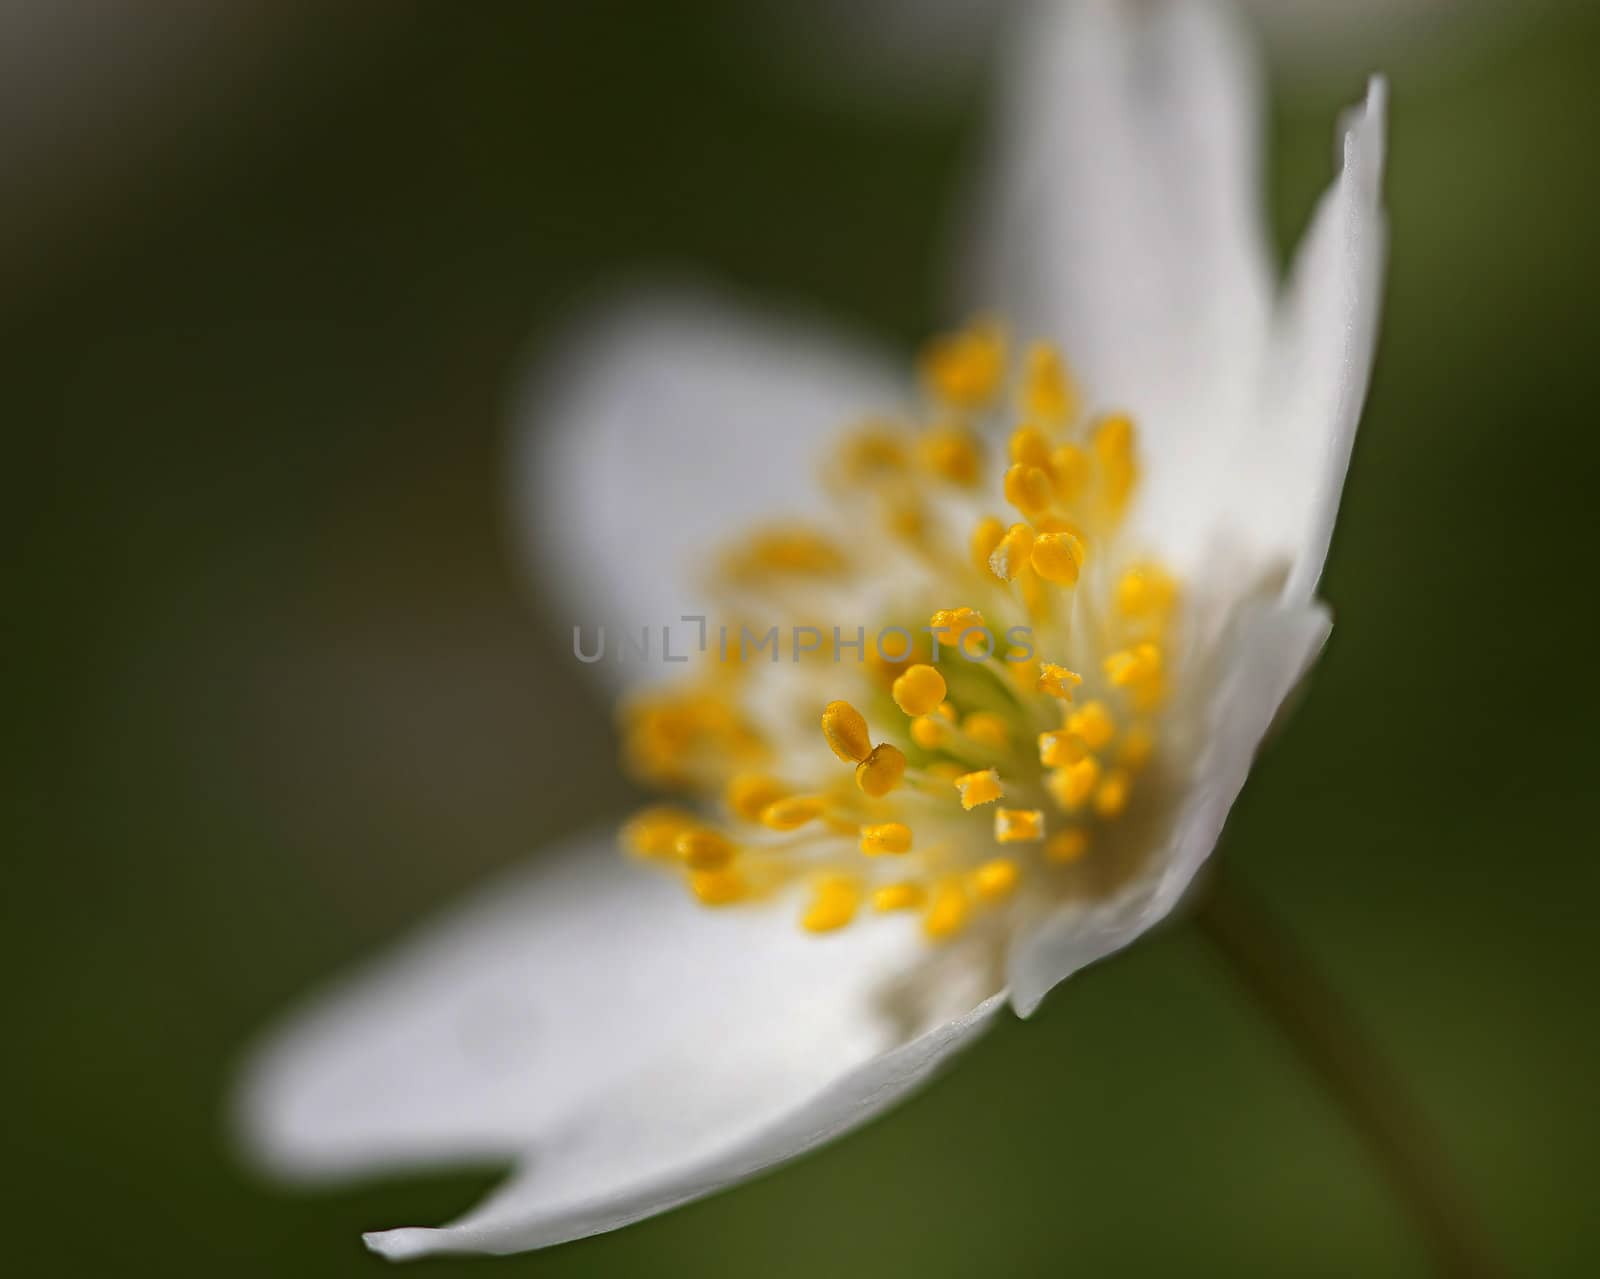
(1105, 642), (1166, 710)
(1093, 769), (1132, 819)
(621, 806), (695, 859)
(801, 875), (860, 933)
(1092, 413), (1138, 514)
(760, 794), (826, 831)
(987, 522), (1036, 582)
(622, 688), (762, 785)
(725, 774), (789, 823)
(994, 808), (1044, 844)
(921, 320), (1005, 409)
(1038, 663), (1083, 700)
(970, 516), (1006, 575)
(1119, 725), (1155, 772)
(1050, 756), (1101, 812)
(1104, 642), (1162, 688)
(1003, 462), (1054, 519)
(936, 701), (958, 721)
(923, 879), (971, 940)
(859, 822), (914, 856)
(1050, 444), (1089, 503)
(1117, 564), (1177, 618)
(929, 607), (986, 644)
(674, 827), (737, 870)
(834, 424), (909, 485)
(973, 857), (1022, 899)
(1008, 424), (1052, 470)
(884, 497), (929, 546)
(855, 743), (908, 797)
(1046, 828), (1090, 865)
(1022, 342), (1076, 425)
(688, 866), (747, 906)
(872, 881), (927, 912)
(910, 715), (947, 750)
(920, 424), (983, 487)
(822, 700), (874, 763)
(1038, 729), (1087, 768)
(892, 663), (947, 717)
(1030, 530), (1085, 585)
(1066, 700), (1115, 751)
(955, 767), (1003, 810)
(723, 526), (847, 581)
(963, 712), (1009, 749)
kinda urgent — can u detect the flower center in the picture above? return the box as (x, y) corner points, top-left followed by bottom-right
(619, 319), (1184, 944)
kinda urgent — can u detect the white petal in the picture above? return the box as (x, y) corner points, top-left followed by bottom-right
(964, 0), (1274, 573)
(510, 289), (904, 665)
(1007, 597), (1331, 1016)
(1265, 78), (1389, 604)
(365, 993), (1004, 1260)
(236, 832), (1002, 1256)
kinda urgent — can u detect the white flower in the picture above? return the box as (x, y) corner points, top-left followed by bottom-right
(235, 0), (1387, 1262)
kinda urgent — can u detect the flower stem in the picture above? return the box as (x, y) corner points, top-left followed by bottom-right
(1193, 868), (1503, 1277)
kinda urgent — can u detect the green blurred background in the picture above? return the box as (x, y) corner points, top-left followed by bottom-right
(7, 2), (1598, 1274)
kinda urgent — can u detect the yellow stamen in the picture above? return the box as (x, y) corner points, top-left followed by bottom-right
(1119, 725), (1155, 772)
(929, 607), (987, 648)
(689, 866), (747, 905)
(973, 857), (1021, 899)
(994, 808), (1044, 844)
(801, 875), (860, 933)
(1104, 642), (1162, 688)
(856, 743), (908, 797)
(892, 663), (948, 717)
(1030, 530), (1085, 585)
(1045, 828), (1089, 864)
(859, 822), (914, 856)
(675, 827), (737, 870)
(760, 795), (826, 831)
(722, 526), (847, 581)
(1038, 663), (1083, 700)
(921, 320), (1005, 409)
(873, 881), (927, 912)
(1093, 413), (1138, 515)
(822, 700), (874, 763)
(923, 879), (971, 940)
(921, 424), (983, 487)
(963, 712), (1010, 749)
(1003, 462), (1054, 520)
(1093, 768), (1132, 819)
(1117, 564), (1177, 618)
(1008, 424), (1052, 470)
(970, 516), (1005, 575)
(1022, 342), (1076, 425)
(955, 767), (1003, 810)
(1066, 700), (1115, 751)
(987, 522), (1036, 582)
(884, 497), (929, 546)
(910, 715), (947, 749)
(833, 424), (909, 485)
(1050, 444), (1089, 503)
(621, 806), (695, 858)
(1009, 654), (1041, 695)
(725, 775), (788, 823)
(1038, 729), (1087, 768)
(1050, 756), (1101, 811)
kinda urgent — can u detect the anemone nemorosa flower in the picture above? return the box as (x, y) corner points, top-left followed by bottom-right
(237, 0), (1387, 1261)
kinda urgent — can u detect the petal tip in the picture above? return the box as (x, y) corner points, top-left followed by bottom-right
(1340, 74), (1389, 202)
(364, 1228), (440, 1262)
